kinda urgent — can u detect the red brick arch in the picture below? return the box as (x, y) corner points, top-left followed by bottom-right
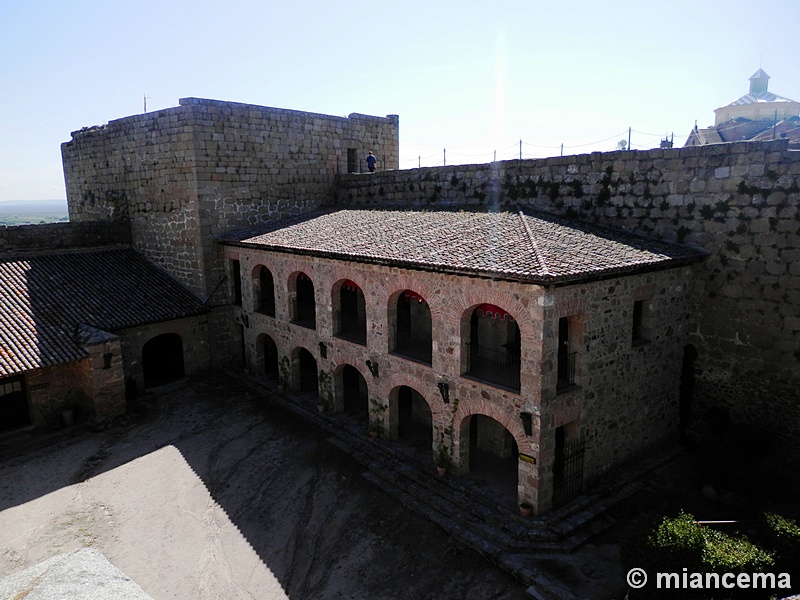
(452, 398), (534, 455)
(382, 371), (438, 412)
(450, 289), (536, 343)
(381, 280), (446, 322)
(331, 359), (372, 389)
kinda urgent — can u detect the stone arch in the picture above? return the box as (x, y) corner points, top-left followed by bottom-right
(288, 271), (316, 329)
(330, 361), (371, 416)
(460, 303), (521, 391)
(142, 332), (185, 388)
(255, 333), (279, 380)
(289, 346), (318, 396)
(251, 264), (276, 316)
(456, 411), (521, 509)
(452, 290), (537, 392)
(331, 278), (366, 344)
(452, 398), (532, 459)
(386, 382), (436, 443)
(382, 278), (446, 322)
(387, 288), (433, 364)
(449, 288), (536, 344)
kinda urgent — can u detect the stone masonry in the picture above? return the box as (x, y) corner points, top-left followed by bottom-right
(331, 140), (800, 466)
(62, 98), (399, 365)
(58, 99), (800, 486)
(225, 243), (693, 514)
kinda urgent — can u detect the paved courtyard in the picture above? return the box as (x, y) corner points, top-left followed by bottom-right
(0, 374), (534, 599)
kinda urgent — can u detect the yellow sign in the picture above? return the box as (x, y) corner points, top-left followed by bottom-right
(518, 453), (536, 465)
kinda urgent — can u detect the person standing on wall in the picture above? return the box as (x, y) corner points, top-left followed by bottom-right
(366, 151), (377, 172)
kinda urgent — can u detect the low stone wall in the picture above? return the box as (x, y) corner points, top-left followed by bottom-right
(0, 221), (131, 254)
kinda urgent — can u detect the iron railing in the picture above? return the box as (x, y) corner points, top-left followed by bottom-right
(292, 299), (316, 329)
(336, 311), (366, 344)
(392, 325), (432, 364)
(552, 436), (586, 508)
(466, 343), (521, 391)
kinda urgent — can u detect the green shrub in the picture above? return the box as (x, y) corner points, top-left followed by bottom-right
(763, 512), (800, 576)
(700, 528), (773, 572)
(622, 511), (780, 599)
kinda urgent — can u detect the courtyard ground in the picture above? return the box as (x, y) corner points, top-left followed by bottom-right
(0, 374), (538, 600)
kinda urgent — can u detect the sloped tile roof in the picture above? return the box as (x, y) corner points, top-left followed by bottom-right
(222, 209), (704, 284)
(0, 247), (206, 377)
(724, 91), (799, 107)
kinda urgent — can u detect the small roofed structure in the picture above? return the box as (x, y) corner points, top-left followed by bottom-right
(0, 247), (208, 432)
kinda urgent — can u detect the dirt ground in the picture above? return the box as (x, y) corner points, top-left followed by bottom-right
(0, 374), (536, 600)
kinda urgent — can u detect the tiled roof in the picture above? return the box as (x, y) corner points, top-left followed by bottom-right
(0, 247), (206, 377)
(723, 91), (798, 107)
(222, 209), (704, 284)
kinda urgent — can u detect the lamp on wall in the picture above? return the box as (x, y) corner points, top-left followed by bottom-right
(520, 412), (533, 436)
(437, 381), (450, 404)
(366, 360), (379, 378)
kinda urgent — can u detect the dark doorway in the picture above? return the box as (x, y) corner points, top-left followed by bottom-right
(392, 291), (432, 364)
(336, 282), (366, 344)
(257, 267), (275, 317)
(347, 148), (358, 173)
(263, 335), (279, 380)
(466, 414), (518, 508)
(342, 365), (368, 416)
(298, 348), (318, 395)
(143, 333), (185, 388)
(293, 274), (316, 329)
(552, 425), (586, 508)
(397, 386), (432, 454)
(0, 375), (30, 432)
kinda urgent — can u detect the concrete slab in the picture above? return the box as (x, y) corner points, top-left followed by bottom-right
(0, 548), (153, 600)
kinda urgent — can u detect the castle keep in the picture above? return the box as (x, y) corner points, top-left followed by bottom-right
(1, 97), (798, 516)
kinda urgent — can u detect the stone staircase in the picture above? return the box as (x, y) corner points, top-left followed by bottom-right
(238, 374), (681, 599)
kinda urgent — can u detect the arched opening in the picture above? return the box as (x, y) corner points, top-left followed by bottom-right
(297, 348), (318, 395)
(291, 272), (316, 329)
(463, 304), (520, 391)
(396, 385), (432, 452)
(142, 333), (185, 388)
(261, 334), (279, 380)
(462, 414), (519, 508)
(390, 290), (432, 364)
(333, 280), (366, 344)
(0, 375), (29, 432)
(341, 364), (368, 418)
(253, 265), (275, 317)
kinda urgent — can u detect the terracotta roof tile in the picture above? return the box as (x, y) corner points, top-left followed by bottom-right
(0, 247), (206, 377)
(222, 209), (705, 284)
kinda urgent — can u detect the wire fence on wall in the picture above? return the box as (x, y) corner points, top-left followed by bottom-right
(400, 128), (688, 169)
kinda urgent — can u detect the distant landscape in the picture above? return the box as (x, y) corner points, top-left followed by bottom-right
(0, 200), (69, 225)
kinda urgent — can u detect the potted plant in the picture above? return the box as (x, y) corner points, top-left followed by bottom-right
(368, 422), (380, 440)
(435, 443), (450, 476)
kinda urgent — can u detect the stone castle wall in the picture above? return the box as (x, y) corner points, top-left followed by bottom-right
(332, 140), (800, 462)
(0, 221), (131, 254)
(63, 98), (399, 367)
(62, 97), (399, 300)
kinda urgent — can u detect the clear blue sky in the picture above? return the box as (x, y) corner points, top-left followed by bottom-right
(2, 0), (798, 201)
